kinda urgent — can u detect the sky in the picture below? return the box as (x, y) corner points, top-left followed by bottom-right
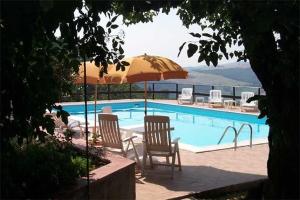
(116, 9), (242, 68)
(66, 8), (243, 68)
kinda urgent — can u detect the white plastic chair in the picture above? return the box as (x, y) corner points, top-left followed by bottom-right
(98, 114), (141, 166)
(144, 115), (181, 178)
(177, 88), (193, 104)
(46, 113), (85, 137)
(208, 90), (223, 104)
(240, 92), (257, 110)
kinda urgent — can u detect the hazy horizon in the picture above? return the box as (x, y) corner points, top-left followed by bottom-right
(102, 9), (245, 68)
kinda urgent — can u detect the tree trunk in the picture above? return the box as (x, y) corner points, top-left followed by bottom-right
(240, 20), (299, 199)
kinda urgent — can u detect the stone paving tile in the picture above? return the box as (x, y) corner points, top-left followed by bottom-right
(136, 144), (268, 200)
(73, 136), (268, 200)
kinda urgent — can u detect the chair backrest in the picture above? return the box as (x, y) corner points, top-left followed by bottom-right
(102, 106), (112, 113)
(98, 114), (123, 149)
(210, 90), (222, 99)
(144, 115), (172, 153)
(181, 88), (193, 97)
(241, 92), (255, 103)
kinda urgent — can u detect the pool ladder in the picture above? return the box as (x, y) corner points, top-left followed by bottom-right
(217, 123), (253, 150)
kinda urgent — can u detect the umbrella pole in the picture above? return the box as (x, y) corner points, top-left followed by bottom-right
(144, 81), (147, 115)
(83, 55), (90, 199)
(94, 81), (98, 139)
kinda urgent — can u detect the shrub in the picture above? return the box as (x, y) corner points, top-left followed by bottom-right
(1, 137), (106, 199)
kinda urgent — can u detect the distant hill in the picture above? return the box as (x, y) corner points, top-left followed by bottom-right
(167, 62), (262, 87)
(162, 71), (251, 86)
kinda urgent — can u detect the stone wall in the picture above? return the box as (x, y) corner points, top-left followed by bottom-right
(58, 153), (136, 199)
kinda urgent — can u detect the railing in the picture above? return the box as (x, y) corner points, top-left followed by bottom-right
(234, 123), (253, 148)
(61, 83), (265, 102)
(218, 123), (253, 151)
(218, 126), (238, 150)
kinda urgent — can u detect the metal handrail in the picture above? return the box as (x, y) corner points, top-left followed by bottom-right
(63, 83), (264, 102)
(218, 126), (238, 150)
(234, 123), (253, 148)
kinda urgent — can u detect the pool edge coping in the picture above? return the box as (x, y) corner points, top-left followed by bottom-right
(58, 99), (260, 117)
(59, 100), (268, 153)
(179, 138), (268, 153)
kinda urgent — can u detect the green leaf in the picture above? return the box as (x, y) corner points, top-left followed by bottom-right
(111, 24), (118, 29)
(238, 40), (243, 46)
(220, 45), (227, 55)
(106, 21), (112, 27)
(118, 55), (125, 60)
(199, 40), (208, 46)
(224, 52), (229, 59)
(187, 43), (198, 58)
(212, 44), (219, 52)
(198, 55), (204, 63)
(202, 33), (212, 38)
(210, 52), (218, 66)
(121, 61), (130, 66)
(205, 57), (210, 66)
(189, 32), (201, 38)
(116, 62), (121, 70)
(113, 40), (118, 49)
(111, 15), (118, 23)
(178, 42), (186, 57)
(119, 46), (124, 54)
(258, 111), (267, 119)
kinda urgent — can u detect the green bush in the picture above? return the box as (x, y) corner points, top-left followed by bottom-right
(1, 138), (106, 199)
(71, 156), (90, 177)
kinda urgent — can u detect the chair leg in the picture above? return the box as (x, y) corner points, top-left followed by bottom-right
(122, 150), (127, 157)
(177, 149), (182, 171)
(149, 155), (153, 169)
(171, 154), (175, 179)
(130, 140), (141, 167)
(125, 141), (130, 152)
(166, 156), (170, 164)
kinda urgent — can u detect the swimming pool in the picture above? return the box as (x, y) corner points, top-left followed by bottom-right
(63, 101), (269, 151)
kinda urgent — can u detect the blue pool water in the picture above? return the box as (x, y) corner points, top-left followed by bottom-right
(63, 102), (269, 148)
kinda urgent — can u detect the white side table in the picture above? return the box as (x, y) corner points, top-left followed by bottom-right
(195, 96), (205, 105)
(224, 99), (236, 109)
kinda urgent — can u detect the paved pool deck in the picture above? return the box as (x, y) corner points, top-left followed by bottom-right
(66, 99), (268, 199)
(72, 137), (268, 200)
(135, 144), (268, 200)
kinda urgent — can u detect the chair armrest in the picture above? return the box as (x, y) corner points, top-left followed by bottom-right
(171, 137), (180, 144)
(122, 135), (137, 142)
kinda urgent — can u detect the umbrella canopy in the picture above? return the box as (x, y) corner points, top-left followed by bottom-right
(75, 62), (109, 85)
(74, 55), (188, 125)
(100, 55), (188, 84)
(99, 54), (188, 114)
